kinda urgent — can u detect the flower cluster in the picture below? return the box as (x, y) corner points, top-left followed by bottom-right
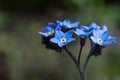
(39, 19), (117, 54)
(38, 19), (117, 80)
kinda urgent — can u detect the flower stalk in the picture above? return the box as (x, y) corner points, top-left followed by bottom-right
(64, 46), (83, 77)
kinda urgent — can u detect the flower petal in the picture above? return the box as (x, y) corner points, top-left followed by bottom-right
(71, 21), (80, 27)
(102, 25), (108, 32)
(65, 30), (73, 39)
(90, 36), (98, 43)
(63, 19), (70, 24)
(55, 30), (64, 39)
(45, 26), (53, 32)
(77, 28), (85, 34)
(38, 32), (49, 37)
(103, 40), (113, 45)
(90, 22), (100, 29)
(56, 20), (63, 26)
(55, 23), (61, 30)
(62, 19), (71, 26)
(67, 38), (75, 43)
(93, 30), (101, 38)
(74, 31), (80, 36)
(58, 42), (65, 47)
(101, 31), (109, 40)
(50, 38), (59, 44)
(109, 36), (118, 44)
(80, 26), (89, 30)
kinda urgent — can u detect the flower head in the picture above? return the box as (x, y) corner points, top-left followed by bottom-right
(74, 26), (93, 38)
(38, 23), (55, 37)
(50, 30), (75, 47)
(74, 22), (109, 38)
(57, 19), (80, 28)
(90, 26), (117, 46)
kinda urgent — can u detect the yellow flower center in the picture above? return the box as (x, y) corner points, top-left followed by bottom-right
(49, 30), (54, 35)
(97, 38), (103, 43)
(60, 38), (66, 42)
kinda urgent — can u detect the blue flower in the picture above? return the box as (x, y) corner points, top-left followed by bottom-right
(50, 30), (75, 47)
(90, 27), (117, 46)
(38, 23), (55, 37)
(74, 26), (93, 38)
(74, 23), (108, 38)
(57, 19), (80, 28)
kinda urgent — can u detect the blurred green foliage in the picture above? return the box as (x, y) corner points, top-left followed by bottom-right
(0, 11), (8, 28)
(0, 0), (120, 80)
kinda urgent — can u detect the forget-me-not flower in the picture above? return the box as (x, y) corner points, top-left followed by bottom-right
(38, 23), (55, 37)
(74, 26), (94, 38)
(57, 19), (80, 28)
(90, 26), (117, 46)
(74, 23), (105, 38)
(50, 30), (75, 47)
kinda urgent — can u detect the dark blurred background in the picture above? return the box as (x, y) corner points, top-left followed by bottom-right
(0, 0), (120, 80)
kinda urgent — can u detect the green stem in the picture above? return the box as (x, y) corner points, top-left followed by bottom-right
(64, 46), (83, 80)
(83, 47), (93, 80)
(78, 46), (83, 64)
(83, 53), (92, 80)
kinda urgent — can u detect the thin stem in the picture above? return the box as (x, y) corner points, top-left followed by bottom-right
(83, 48), (93, 80)
(64, 46), (83, 79)
(78, 37), (86, 64)
(78, 46), (83, 63)
(83, 54), (92, 80)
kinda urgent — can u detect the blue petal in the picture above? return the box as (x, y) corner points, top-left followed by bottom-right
(80, 33), (86, 38)
(103, 40), (113, 45)
(93, 30), (101, 38)
(62, 19), (70, 26)
(82, 32), (91, 38)
(38, 32), (49, 37)
(86, 31), (93, 35)
(55, 30), (64, 39)
(109, 36), (118, 44)
(63, 19), (70, 24)
(102, 25), (108, 32)
(55, 23), (61, 30)
(78, 30), (85, 35)
(65, 30), (73, 39)
(67, 38), (75, 43)
(90, 22), (100, 29)
(103, 36), (118, 45)
(57, 19), (80, 28)
(74, 28), (88, 38)
(58, 42), (65, 47)
(45, 26), (54, 32)
(71, 21), (80, 27)
(80, 26), (89, 30)
(90, 36), (98, 43)
(56, 20), (63, 26)
(48, 22), (54, 25)
(50, 38), (59, 44)
(109, 36), (116, 39)
(101, 31), (109, 40)
(77, 28), (85, 34)
(74, 30), (80, 36)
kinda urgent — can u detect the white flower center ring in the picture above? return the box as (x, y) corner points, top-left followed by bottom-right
(97, 38), (103, 43)
(60, 38), (67, 42)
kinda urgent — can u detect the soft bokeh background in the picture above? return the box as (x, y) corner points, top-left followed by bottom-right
(0, 0), (120, 80)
